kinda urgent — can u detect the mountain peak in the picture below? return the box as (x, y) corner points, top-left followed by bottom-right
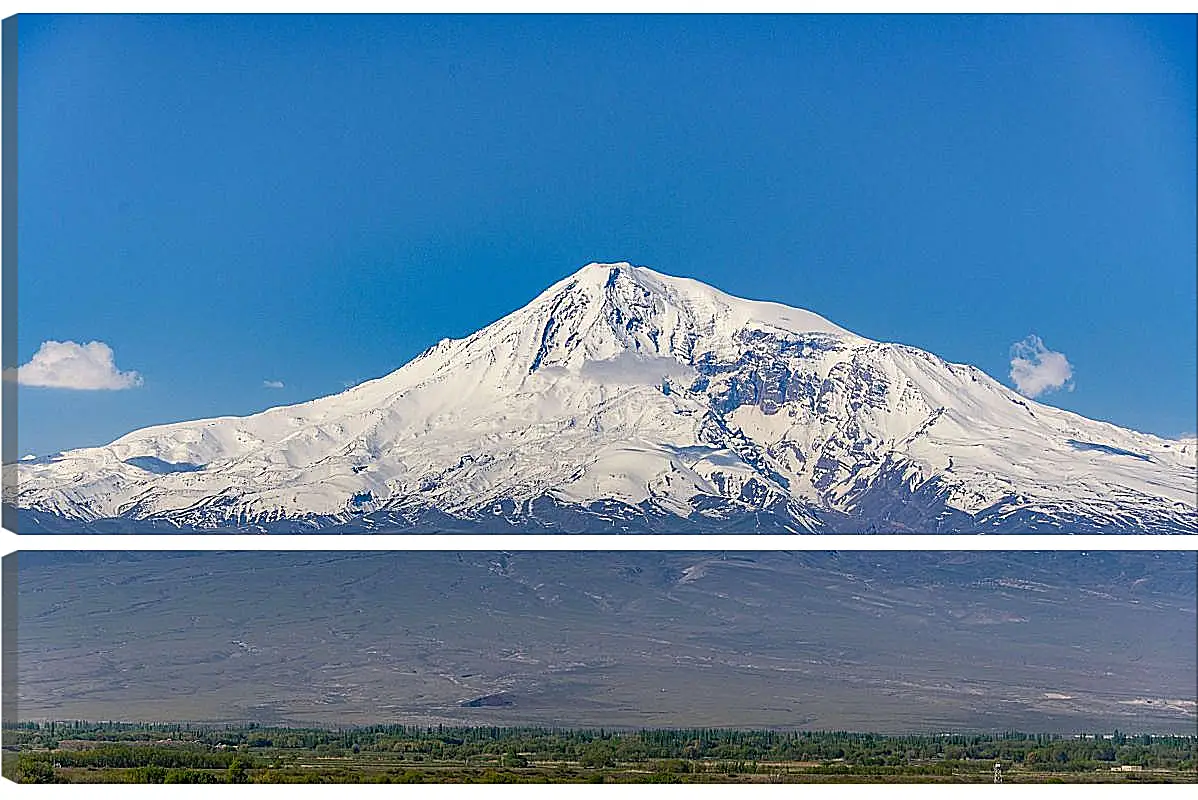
(570, 260), (635, 282)
(565, 261), (680, 293)
(523, 262), (865, 373)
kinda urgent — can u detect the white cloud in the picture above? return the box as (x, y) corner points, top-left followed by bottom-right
(1009, 335), (1073, 398)
(14, 340), (143, 390)
(263, 380), (285, 389)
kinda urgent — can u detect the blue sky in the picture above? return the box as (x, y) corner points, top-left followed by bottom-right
(13, 14), (1197, 455)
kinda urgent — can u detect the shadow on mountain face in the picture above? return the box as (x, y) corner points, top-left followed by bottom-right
(1067, 440), (1153, 462)
(122, 456), (206, 474)
(13, 551), (1197, 733)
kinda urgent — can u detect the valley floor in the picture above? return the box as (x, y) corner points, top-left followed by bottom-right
(4, 724), (1196, 784)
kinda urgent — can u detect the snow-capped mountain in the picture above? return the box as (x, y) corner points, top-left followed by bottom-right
(8, 262), (1196, 533)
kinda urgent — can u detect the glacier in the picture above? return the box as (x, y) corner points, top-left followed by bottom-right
(7, 262), (1196, 533)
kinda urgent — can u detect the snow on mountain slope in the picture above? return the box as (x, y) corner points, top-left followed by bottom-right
(8, 263), (1196, 533)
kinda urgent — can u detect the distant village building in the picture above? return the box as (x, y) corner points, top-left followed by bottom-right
(57, 740), (106, 751)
